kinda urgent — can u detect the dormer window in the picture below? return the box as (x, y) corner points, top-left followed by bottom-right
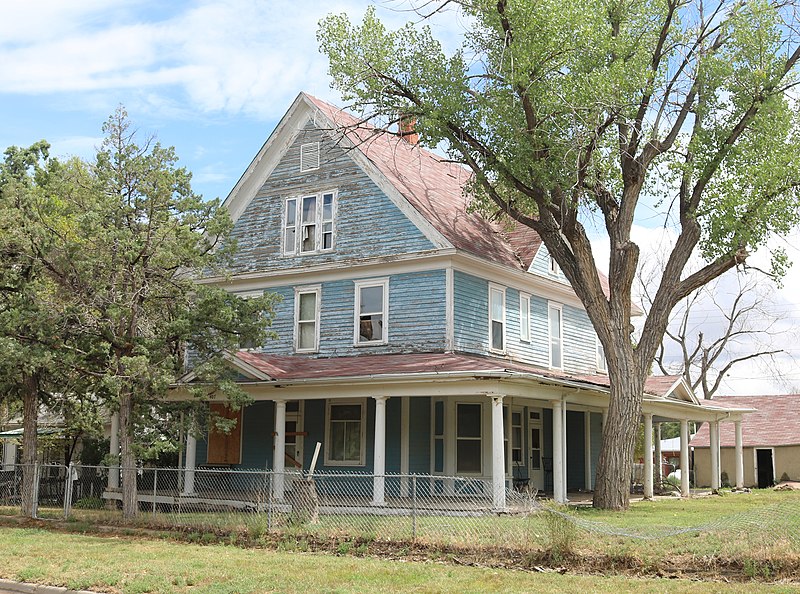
(283, 191), (336, 255)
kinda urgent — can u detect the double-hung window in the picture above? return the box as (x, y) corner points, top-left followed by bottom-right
(519, 292), (531, 342)
(325, 400), (365, 466)
(489, 284), (506, 352)
(596, 335), (607, 373)
(283, 191), (336, 255)
(294, 286), (320, 353)
(548, 303), (563, 369)
(354, 278), (388, 345)
(456, 403), (482, 474)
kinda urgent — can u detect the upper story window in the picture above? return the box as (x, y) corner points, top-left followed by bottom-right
(294, 286), (320, 353)
(596, 335), (608, 373)
(283, 191), (336, 255)
(354, 278), (389, 345)
(519, 292), (531, 342)
(300, 142), (320, 171)
(548, 302), (563, 369)
(489, 284), (506, 352)
(549, 254), (560, 275)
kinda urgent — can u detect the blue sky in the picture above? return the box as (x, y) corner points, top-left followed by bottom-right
(2, 0), (798, 394)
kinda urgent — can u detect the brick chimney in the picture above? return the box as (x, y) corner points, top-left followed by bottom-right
(398, 114), (419, 145)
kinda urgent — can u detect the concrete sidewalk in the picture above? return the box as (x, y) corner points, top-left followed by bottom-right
(0, 579), (102, 594)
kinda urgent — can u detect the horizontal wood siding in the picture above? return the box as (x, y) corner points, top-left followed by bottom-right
(528, 295), (551, 367)
(453, 271), (489, 354)
(563, 304), (598, 374)
(506, 288), (549, 367)
(253, 270), (447, 356)
(227, 122), (435, 275)
(529, 244), (570, 285)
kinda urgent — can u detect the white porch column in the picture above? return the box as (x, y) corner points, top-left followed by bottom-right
(183, 431), (197, 496)
(734, 420), (744, 489)
(372, 396), (388, 506)
(2, 440), (16, 471)
(273, 399), (286, 501)
(709, 420), (720, 490)
(654, 423), (663, 485)
(643, 413), (654, 499)
(108, 412), (120, 490)
(584, 412), (592, 491)
(491, 395), (506, 511)
(680, 419), (690, 498)
(552, 400), (565, 504)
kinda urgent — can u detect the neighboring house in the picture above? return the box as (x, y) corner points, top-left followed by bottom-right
(692, 395), (800, 488)
(173, 92), (748, 506)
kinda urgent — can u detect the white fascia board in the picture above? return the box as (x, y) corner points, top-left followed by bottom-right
(175, 352), (272, 385)
(642, 397), (754, 422)
(222, 93), (311, 225)
(197, 250), (457, 292)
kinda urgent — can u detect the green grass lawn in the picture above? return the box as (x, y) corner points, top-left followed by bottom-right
(0, 526), (794, 594)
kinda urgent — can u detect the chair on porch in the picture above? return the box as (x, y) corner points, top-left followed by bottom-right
(512, 461), (529, 492)
(542, 457), (554, 494)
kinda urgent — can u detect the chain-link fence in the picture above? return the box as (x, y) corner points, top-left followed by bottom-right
(2, 463), (800, 554)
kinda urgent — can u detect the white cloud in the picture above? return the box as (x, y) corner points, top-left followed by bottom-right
(0, 1), (458, 120)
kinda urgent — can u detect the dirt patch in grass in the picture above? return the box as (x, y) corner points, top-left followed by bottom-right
(2, 515), (798, 585)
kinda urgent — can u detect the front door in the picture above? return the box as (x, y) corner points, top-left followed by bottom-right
(756, 448), (774, 488)
(529, 409), (543, 491)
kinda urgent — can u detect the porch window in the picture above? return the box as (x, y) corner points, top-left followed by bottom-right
(325, 400), (365, 466)
(519, 292), (531, 342)
(282, 191), (337, 255)
(294, 286), (320, 352)
(354, 278), (388, 345)
(489, 284), (505, 352)
(456, 403), (482, 474)
(548, 303), (563, 369)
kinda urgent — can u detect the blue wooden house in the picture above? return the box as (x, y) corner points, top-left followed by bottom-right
(177, 93), (746, 507)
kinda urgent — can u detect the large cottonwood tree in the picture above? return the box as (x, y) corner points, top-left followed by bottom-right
(318, 0), (800, 509)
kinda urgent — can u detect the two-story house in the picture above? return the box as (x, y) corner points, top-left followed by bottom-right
(176, 93), (748, 507)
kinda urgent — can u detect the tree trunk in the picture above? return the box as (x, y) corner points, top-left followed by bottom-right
(118, 390), (138, 518)
(592, 360), (647, 510)
(21, 372), (39, 518)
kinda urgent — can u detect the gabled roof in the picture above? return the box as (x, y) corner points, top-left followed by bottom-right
(691, 394), (800, 448)
(305, 94), (542, 271)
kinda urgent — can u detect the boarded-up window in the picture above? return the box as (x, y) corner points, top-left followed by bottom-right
(207, 403), (242, 465)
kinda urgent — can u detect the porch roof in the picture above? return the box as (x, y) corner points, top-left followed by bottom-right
(234, 350), (685, 399)
(691, 394), (800, 448)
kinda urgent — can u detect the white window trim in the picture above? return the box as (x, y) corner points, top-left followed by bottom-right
(549, 254), (560, 275)
(300, 141), (320, 172)
(548, 302), (563, 370)
(596, 334), (608, 373)
(488, 283), (506, 354)
(324, 398), (366, 467)
(282, 190), (337, 255)
(293, 285), (321, 353)
(519, 292), (531, 343)
(353, 277), (389, 346)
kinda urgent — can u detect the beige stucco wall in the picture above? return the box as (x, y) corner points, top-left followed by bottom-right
(694, 445), (800, 487)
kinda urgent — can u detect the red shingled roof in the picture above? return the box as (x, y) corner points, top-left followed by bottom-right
(234, 350), (682, 398)
(691, 394), (800, 448)
(306, 94), (542, 271)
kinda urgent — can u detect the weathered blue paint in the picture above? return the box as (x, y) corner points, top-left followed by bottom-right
(249, 270), (447, 357)
(227, 122), (436, 275)
(563, 304), (599, 374)
(566, 411), (586, 490)
(409, 397), (431, 474)
(453, 271), (489, 354)
(240, 401), (274, 469)
(528, 244), (570, 285)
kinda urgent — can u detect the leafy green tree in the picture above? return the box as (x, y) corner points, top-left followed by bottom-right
(319, 0), (800, 508)
(4, 109), (276, 518)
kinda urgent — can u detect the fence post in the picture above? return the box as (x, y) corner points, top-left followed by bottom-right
(63, 463), (74, 519)
(412, 474), (417, 541)
(152, 468), (158, 518)
(267, 472), (273, 532)
(33, 462), (40, 518)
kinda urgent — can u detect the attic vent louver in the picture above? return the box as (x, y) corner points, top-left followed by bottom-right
(300, 142), (320, 172)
